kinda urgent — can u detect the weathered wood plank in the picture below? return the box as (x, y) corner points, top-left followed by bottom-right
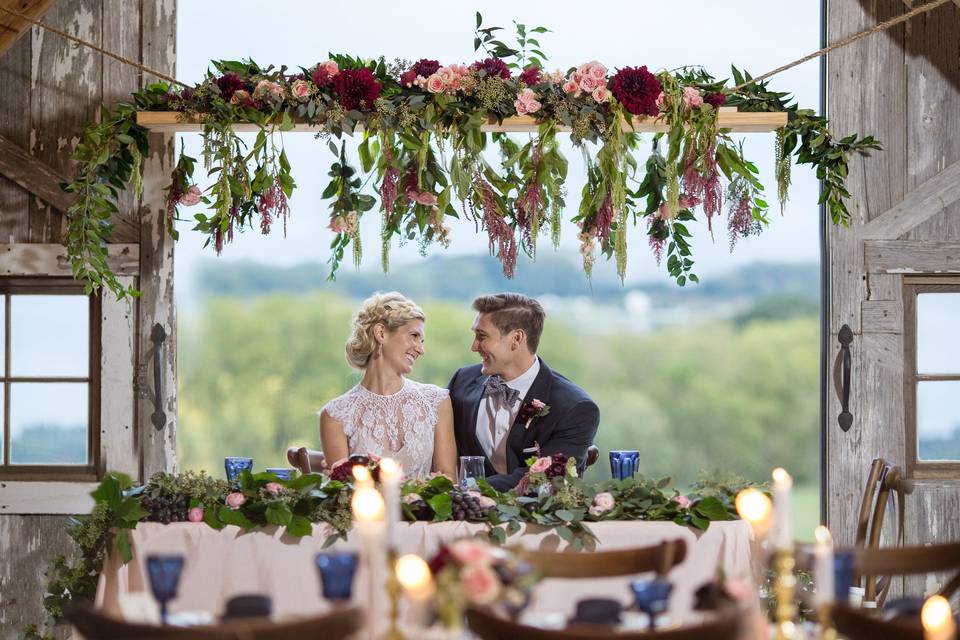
(0, 481), (97, 513)
(866, 273), (902, 302)
(859, 159), (960, 241)
(0, 30), (31, 244)
(905, 10), (960, 241)
(0, 0), (58, 57)
(904, 482), (960, 599)
(0, 243), (138, 276)
(865, 240), (960, 274)
(28, 0), (102, 244)
(135, 108), (787, 134)
(0, 514), (73, 638)
(861, 300), (902, 334)
(0, 132), (73, 213)
(139, 0), (178, 478)
(100, 275), (138, 479)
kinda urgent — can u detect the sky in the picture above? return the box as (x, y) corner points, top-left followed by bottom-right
(172, 1), (823, 301)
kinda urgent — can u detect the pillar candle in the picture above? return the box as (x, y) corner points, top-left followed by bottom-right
(771, 468), (793, 551)
(813, 526), (834, 606)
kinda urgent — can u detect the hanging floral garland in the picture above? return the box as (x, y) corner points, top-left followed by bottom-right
(62, 16), (879, 299)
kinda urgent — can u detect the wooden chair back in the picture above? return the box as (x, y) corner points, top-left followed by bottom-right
(855, 541), (960, 593)
(286, 446), (325, 474)
(853, 458), (914, 604)
(466, 605), (740, 640)
(525, 539), (687, 579)
(832, 604), (923, 640)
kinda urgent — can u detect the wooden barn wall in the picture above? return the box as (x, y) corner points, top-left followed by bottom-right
(0, 1), (175, 637)
(828, 0), (960, 599)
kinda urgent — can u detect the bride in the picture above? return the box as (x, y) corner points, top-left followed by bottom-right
(319, 292), (457, 479)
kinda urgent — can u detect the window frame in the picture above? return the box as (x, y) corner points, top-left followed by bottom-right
(903, 276), (960, 479)
(0, 277), (102, 481)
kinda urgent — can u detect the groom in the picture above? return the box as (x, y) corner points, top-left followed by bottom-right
(447, 293), (600, 492)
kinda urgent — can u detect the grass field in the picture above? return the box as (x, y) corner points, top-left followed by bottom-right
(792, 484), (821, 542)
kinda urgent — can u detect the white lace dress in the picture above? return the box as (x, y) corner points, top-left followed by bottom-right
(320, 378), (449, 479)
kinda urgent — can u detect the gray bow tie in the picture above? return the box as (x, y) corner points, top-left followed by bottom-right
(483, 375), (520, 407)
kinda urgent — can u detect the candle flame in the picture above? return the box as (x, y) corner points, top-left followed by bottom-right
(352, 465), (371, 483)
(351, 486), (385, 521)
(772, 467), (793, 487)
(814, 525), (832, 546)
(395, 554), (432, 591)
(379, 457), (402, 480)
(735, 488), (772, 524)
(922, 595), (953, 631)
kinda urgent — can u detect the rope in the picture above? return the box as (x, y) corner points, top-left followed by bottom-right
(733, 0), (953, 91)
(0, 5), (186, 87)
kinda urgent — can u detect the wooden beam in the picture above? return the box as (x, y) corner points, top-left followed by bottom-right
(0, 243), (139, 276)
(0, 132), (74, 213)
(865, 240), (960, 274)
(860, 159), (960, 240)
(135, 108), (788, 134)
(0, 0), (58, 58)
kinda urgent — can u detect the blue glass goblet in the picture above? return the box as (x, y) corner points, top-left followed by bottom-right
(630, 578), (673, 631)
(224, 457), (253, 487)
(609, 450), (640, 480)
(146, 554), (184, 624)
(833, 549), (856, 605)
(315, 551), (359, 601)
(265, 467), (294, 481)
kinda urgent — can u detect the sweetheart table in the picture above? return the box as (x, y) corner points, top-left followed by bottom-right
(93, 519), (755, 629)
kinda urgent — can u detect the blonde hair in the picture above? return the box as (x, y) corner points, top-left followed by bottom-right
(345, 292), (425, 370)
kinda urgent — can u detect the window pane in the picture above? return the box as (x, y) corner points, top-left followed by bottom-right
(917, 380), (960, 462)
(10, 383), (88, 464)
(917, 293), (960, 374)
(10, 295), (89, 377)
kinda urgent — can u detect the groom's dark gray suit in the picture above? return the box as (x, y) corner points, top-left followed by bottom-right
(447, 357), (599, 491)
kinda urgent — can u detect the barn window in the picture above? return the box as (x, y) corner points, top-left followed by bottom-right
(905, 277), (960, 478)
(0, 278), (100, 480)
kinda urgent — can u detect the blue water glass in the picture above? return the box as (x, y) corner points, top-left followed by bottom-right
(265, 467), (294, 481)
(146, 554), (184, 624)
(224, 457), (253, 486)
(315, 551), (359, 601)
(630, 578), (673, 631)
(833, 549), (856, 605)
(609, 450), (640, 480)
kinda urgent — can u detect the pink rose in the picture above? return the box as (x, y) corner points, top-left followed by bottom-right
(320, 60), (339, 77)
(530, 399), (546, 411)
(188, 507), (204, 523)
(461, 564), (501, 605)
(426, 73), (445, 94)
(592, 86), (610, 104)
(329, 216), (348, 233)
(291, 79), (312, 99)
(225, 492), (246, 510)
(477, 495), (497, 510)
(529, 456), (552, 474)
(230, 89), (253, 107)
(562, 79), (580, 96)
(579, 74), (600, 92)
(439, 67), (455, 86)
(265, 482), (283, 496)
(683, 86), (703, 109)
(672, 494), (691, 509)
(589, 492), (615, 517)
(588, 62), (607, 80)
(179, 185), (202, 207)
(450, 539), (492, 567)
(514, 88), (541, 115)
(253, 80), (282, 102)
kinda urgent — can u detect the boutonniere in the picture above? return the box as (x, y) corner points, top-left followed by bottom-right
(518, 399), (550, 429)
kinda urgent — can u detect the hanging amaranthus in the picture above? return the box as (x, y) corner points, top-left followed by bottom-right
(774, 127), (791, 213)
(473, 174), (517, 278)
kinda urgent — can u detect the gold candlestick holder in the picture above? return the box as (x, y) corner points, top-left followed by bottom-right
(819, 603), (838, 640)
(385, 548), (406, 640)
(772, 549), (798, 640)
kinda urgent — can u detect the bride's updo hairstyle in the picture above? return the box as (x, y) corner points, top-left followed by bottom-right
(345, 292), (425, 370)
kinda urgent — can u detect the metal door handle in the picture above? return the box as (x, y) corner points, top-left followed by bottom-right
(148, 323), (167, 430)
(833, 324), (853, 431)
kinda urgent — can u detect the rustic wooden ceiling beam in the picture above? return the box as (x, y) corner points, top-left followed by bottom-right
(0, 132), (75, 213)
(0, 0), (59, 58)
(860, 159), (960, 241)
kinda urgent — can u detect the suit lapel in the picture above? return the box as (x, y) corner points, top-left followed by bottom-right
(463, 373), (487, 457)
(507, 357), (554, 449)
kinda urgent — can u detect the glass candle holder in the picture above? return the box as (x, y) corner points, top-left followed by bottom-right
(630, 577), (673, 631)
(609, 450), (640, 480)
(224, 457), (253, 486)
(315, 551), (360, 601)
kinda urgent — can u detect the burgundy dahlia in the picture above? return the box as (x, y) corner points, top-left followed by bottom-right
(704, 92), (727, 108)
(519, 65), (542, 86)
(545, 452), (569, 479)
(609, 66), (662, 116)
(428, 545), (453, 575)
(399, 69), (418, 87)
(471, 57), (511, 80)
(329, 462), (354, 483)
(411, 58), (441, 78)
(311, 66), (334, 88)
(332, 68), (382, 111)
(216, 73), (246, 101)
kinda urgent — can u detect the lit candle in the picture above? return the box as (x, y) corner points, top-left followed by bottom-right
(735, 488), (773, 538)
(813, 526), (834, 607)
(922, 595), (956, 640)
(352, 485), (386, 640)
(771, 468), (794, 551)
(396, 554), (434, 629)
(352, 464), (373, 488)
(352, 485), (385, 536)
(379, 458), (402, 549)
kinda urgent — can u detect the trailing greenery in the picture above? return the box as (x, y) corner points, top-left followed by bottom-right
(59, 15), (877, 299)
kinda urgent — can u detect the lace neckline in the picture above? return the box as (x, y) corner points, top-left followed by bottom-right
(355, 377), (409, 398)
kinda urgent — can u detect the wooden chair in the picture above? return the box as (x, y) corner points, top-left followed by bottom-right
(67, 603), (363, 640)
(831, 604), (923, 640)
(853, 458), (914, 605)
(854, 541), (960, 599)
(285, 445), (601, 475)
(466, 604), (740, 640)
(524, 539), (687, 579)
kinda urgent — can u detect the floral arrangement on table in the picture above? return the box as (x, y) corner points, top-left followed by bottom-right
(427, 538), (538, 629)
(26, 461), (757, 638)
(63, 15), (879, 299)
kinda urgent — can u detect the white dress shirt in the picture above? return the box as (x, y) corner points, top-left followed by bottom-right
(475, 359), (541, 474)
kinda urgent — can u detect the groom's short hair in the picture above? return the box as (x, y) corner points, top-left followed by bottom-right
(472, 293), (545, 353)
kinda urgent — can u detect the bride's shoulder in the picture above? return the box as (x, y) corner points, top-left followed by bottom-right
(406, 379), (450, 402)
(318, 385), (363, 420)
